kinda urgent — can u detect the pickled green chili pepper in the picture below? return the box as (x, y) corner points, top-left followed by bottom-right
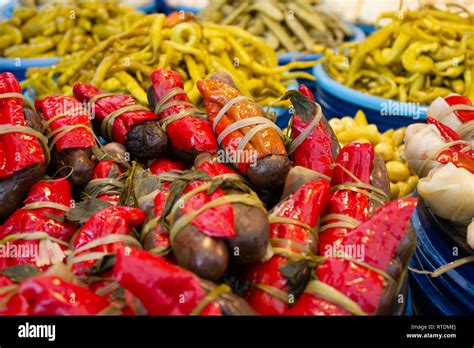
(0, 24), (22, 50)
(92, 24), (122, 40)
(401, 41), (439, 74)
(347, 22), (399, 87)
(327, 5), (473, 104)
(5, 38), (56, 58)
(373, 26), (411, 66)
(57, 28), (73, 56)
(1, 1), (147, 59)
(114, 71), (148, 106)
(451, 79), (465, 94)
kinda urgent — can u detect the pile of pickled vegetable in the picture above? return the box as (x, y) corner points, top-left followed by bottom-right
(0, 1), (145, 58)
(19, 8), (318, 106)
(327, 5), (474, 103)
(0, 70), (418, 316)
(198, 0), (353, 54)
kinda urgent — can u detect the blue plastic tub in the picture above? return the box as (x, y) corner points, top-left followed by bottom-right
(409, 198), (474, 315)
(356, 23), (377, 36)
(138, 2), (157, 13)
(0, 57), (60, 81)
(174, 5), (201, 13)
(312, 64), (428, 131)
(162, 1), (202, 14)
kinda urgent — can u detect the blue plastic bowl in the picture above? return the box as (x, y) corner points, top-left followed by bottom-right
(313, 64), (428, 131)
(278, 24), (365, 65)
(0, 57), (60, 81)
(273, 106), (290, 130)
(409, 198), (474, 315)
(174, 5), (201, 13)
(138, 2), (157, 13)
(356, 23), (377, 36)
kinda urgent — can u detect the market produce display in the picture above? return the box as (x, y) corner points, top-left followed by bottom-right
(1, 0), (472, 319)
(326, 6), (474, 103)
(198, 0), (353, 53)
(0, 2), (145, 58)
(328, 110), (418, 199)
(0, 65), (418, 315)
(21, 10), (318, 106)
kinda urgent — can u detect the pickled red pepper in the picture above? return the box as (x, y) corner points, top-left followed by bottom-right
(69, 206), (145, 290)
(0, 275), (29, 315)
(245, 180), (330, 315)
(113, 247), (222, 315)
(87, 160), (126, 205)
(197, 78), (287, 175)
(18, 275), (111, 315)
(291, 85), (335, 179)
(144, 158), (188, 254)
(73, 83), (158, 144)
(150, 69), (218, 155)
(319, 143), (375, 253)
(287, 198), (417, 315)
(0, 72), (44, 178)
(426, 117), (474, 173)
(0, 178), (76, 271)
(35, 96), (96, 153)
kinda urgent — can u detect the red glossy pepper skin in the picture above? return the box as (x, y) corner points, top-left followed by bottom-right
(73, 83), (159, 144)
(427, 117), (465, 151)
(436, 149), (474, 173)
(113, 246), (221, 315)
(0, 72), (44, 178)
(169, 162), (237, 238)
(71, 206), (145, 281)
(154, 162), (236, 242)
(149, 157), (187, 176)
(245, 180), (330, 315)
(444, 95), (474, 123)
(292, 85), (335, 178)
(196, 161), (239, 177)
(145, 160), (189, 252)
(151, 190), (171, 250)
(18, 275), (110, 315)
(319, 143), (374, 254)
(287, 198), (417, 316)
(92, 160), (126, 204)
(427, 117), (474, 169)
(0, 275), (30, 315)
(35, 96), (95, 152)
(0, 179), (76, 271)
(150, 69), (218, 154)
(180, 180), (235, 238)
